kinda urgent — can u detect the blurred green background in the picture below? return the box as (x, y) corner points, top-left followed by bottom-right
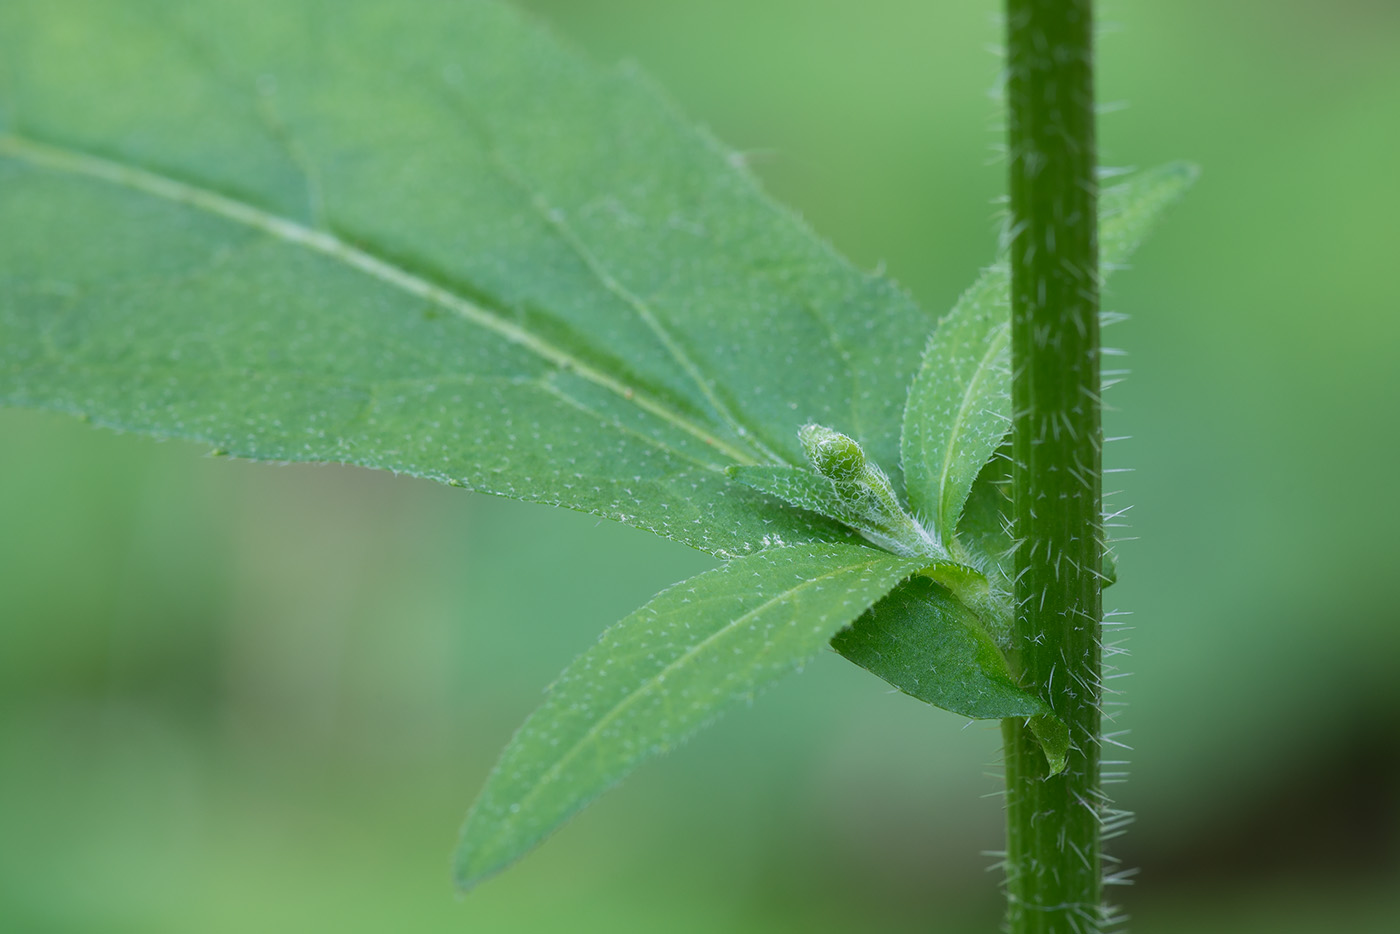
(3, 0), (1398, 930)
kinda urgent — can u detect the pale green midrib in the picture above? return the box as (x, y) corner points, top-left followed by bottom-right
(2, 348), (729, 474)
(536, 377), (725, 473)
(545, 212), (790, 466)
(463, 550), (909, 870)
(478, 140), (788, 467)
(0, 131), (761, 468)
(904, 266), (1009, 534)
(933, 315), (1009, 534)
(605, 65), (877, 462)
(921, 195), (1164, 531)
(792, 298), (864, 455)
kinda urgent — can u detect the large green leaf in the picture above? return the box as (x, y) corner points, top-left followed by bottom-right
(0, 0), (934, 557)
(899, 162), (1199, 540)
(454, 543), (922, 890)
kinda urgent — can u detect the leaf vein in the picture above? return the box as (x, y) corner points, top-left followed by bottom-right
(465, 121), (787, 466)
(0, 131), (762, 467)
(479, 550), (898, 851)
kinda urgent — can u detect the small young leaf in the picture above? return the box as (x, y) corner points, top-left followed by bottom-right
(727, 465), (865, 529)
(1099, 161), (1200, 271)
(454, 543), (922, 890)
(832, 575), (1069, 772)
(729, 425), (941, 559)
(953, 448), (1015, 587)
(831, 575), (1046, 721)
(854, 164), (1195, 764)
(899, 162), (1199, 541)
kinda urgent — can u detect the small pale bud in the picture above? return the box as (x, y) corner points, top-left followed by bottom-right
(799, 424), (866, 483)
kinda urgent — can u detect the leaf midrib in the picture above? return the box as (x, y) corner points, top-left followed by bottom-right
(466, 548), (906, 860)
(933, 313), (1009, 532)
(468, 124), (788, 465)
(0, 131), (762, 467)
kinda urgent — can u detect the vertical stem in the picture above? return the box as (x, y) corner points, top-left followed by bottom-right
(1002, 1), (1104, 933)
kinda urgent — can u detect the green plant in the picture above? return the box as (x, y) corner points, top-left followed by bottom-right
(0, 0), (1191, 928)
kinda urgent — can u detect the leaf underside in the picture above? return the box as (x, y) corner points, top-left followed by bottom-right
(454, 543), (922, 890)
(830, 575), (1046, 720)
(0, 0), (936, 559)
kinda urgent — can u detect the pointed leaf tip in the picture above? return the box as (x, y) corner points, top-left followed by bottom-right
(453, 543), (922, 887)
(901, 160), (1198, 546)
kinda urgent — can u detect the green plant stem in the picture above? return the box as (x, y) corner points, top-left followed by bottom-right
(1001, 1), (1105, 932)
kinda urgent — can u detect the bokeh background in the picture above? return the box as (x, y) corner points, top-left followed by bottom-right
(3, 0), (1398, 930)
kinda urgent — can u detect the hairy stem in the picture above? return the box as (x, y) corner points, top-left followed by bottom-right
(1001, 1), (1106, 932)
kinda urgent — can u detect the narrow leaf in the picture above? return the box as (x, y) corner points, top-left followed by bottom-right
(899, 264), (1012, 536)
(728, 425), (940, 559)
(1099, 161), (1200, 271)
(730, 463), (936, 557)
(899, 162), (1199, 537)
(728, 465), (867, 529)
(454, 543), (921, 890)
(0, 0), (934, 557)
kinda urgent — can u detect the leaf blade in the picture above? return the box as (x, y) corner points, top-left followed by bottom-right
(0, 0), (934, 553)
(900, 161), (1199, 540)
(831, 575), (1047, 721)
(900, 263), (1012, 535)
(454, 543), (922, 889)
(1100, 161), (1200, 269)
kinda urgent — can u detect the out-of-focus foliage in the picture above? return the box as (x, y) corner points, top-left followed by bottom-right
(2, 0), (1397, 931)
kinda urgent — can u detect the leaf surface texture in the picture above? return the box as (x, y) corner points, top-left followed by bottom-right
(454, 543), (922, 888)
(900, 162), (1199, 539)
(0, 0), (936, 556)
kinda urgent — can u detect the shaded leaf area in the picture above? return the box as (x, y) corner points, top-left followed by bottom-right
(900, 162), (1199, 543)
(950, 445), (1115, 596)
(831, 575), (1048, 721)
(0, 0), (934, 556)
(953, 448), (1015, 583)
(454, 543), (922, 889)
